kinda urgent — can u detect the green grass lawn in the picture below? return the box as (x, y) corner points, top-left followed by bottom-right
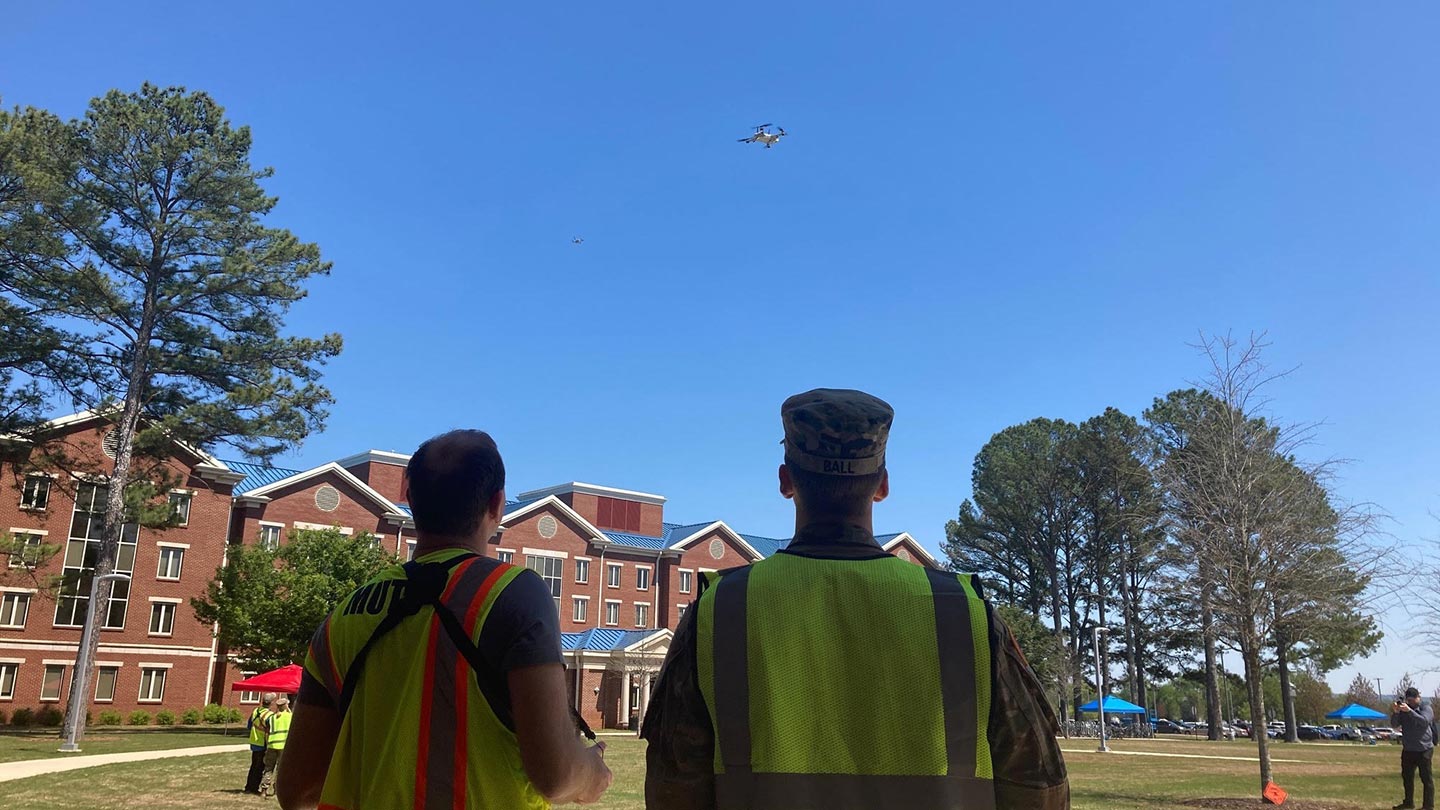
(0, 735), (1404, 809)
(0, 727), (245, 763)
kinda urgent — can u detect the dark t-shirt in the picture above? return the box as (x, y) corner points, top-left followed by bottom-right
(299, 551), (563, 729)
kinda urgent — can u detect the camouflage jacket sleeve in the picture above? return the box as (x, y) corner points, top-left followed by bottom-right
(987, 606), (1071, 810)
(641, 603), (715, 810)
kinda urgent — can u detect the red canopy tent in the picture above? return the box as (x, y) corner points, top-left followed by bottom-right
(230, 664), (303, 694)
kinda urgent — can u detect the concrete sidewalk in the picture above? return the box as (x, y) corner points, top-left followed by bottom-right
(1060, 747), (1308, 763)
(0, 743), (247, 783)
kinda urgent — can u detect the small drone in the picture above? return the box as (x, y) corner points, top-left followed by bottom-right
(738, 123), (787, 148)
(571, 237), (584, 245)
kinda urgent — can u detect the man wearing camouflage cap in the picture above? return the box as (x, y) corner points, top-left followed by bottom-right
(643, 388), (1069, 810)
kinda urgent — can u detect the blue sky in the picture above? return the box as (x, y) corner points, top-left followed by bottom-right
(5, 2), (1437, 694)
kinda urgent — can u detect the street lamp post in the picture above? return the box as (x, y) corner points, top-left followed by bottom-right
(59, 572), (131, 753)
(1093, 626), (1112, 753)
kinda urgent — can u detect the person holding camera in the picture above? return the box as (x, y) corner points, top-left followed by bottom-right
(1392, 687), (1435, 810)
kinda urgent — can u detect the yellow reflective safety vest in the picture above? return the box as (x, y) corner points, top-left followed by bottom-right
(266, 710), (292, 750)
(248, 706), (272, 748)
(303, 550), (549, 810)
(696, 552), (995, 810)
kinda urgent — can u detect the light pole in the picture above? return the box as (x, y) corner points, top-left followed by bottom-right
(59, 572), (131, 753)
(1093, 626), (1113, 753)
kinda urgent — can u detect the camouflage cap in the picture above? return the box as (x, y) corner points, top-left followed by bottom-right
(781, 388), (894, 476)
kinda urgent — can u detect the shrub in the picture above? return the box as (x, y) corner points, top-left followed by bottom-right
(10, 708), (36, 728)
(0, 709), (7, 725)
(226, 707), (243, 723)
(155, 710), (176, 726)
(35, 706), (63, 726)
(180, 708), (202, 725)
(202, 703), (229, 724)
(97, 710), (124, 726)
(127, 710), (151, 726)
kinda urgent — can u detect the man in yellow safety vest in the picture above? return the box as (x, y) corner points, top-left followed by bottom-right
(245, 692), (277, 794)
(261, 697), (292, 798)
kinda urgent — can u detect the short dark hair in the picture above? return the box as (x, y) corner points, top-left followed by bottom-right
(1406, 687), (1421, 699)
(788, 465), (884, 518)
(406, 430), (505, 537)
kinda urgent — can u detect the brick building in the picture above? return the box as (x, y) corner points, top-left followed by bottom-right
(0, 414), (941, 729)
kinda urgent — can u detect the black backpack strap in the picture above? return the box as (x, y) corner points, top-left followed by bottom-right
(336, 554), (474, 717)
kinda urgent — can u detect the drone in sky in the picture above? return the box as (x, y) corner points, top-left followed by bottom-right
(738, 123), (787, 148)
(571, 237), (584, 245)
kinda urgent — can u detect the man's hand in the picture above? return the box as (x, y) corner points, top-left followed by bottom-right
(574, 742), (613, 804)
(1398, 703), (1413, 713)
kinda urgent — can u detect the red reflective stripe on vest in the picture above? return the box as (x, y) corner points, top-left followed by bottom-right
(414, 616), (443, 810)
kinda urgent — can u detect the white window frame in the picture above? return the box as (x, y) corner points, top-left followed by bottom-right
(678, 568), (693, 594)
(40, 662), (66, 702)
(604, 600), (621, 627)
(155, 543), (186, 581)
(405, 540), (417, 561)
(634, 602), (650, 628)
(8, 528), (47, 569)
(497, 548), (515, 564)
(93, 663), (122, 703)
(258, 521), (284, 551)
(572, 596), (589, 623)
(147, 598), (180, 637)
(238, 671), (260, 704)
(574, 557), (591, 584)
(677, 602), (689, 619)
(636, 565), (652, 592)
(168, 490), (194, 527)
(137, 665), (170, 703)
(606, 563), (622, 589)
(0, 661), (18, 700)
(0, 589), (32, 629)
(20, 473), (55, 511)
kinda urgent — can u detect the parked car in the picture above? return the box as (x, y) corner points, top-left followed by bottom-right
(1296, 725), (1335, 741)
(1329, 727), (1365, 741)
(1154, 718), (1187, 734)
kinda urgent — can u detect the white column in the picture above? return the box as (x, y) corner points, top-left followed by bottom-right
(619, 669), (632, 729)
(639, 669), (653, 733)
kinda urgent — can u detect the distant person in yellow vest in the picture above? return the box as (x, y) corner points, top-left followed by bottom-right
(276, 429), (612, 809)
(260, 697), (292, 798)
(643, 389), (1071, 810)
(245, 692), (277, 794)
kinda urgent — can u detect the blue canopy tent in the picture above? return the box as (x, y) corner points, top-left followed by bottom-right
(1326, 703), (1387, 721)
(1078, 696), (1148, 714)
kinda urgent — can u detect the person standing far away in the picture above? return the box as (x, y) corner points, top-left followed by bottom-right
(245, 692), (277, 794)
(260, 696), (293, 798)
(642, 388), (1071, 810)
(1392, 687), (1435, 810)
(275, 429), (612, 809)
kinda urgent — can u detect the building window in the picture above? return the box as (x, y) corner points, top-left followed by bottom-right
(20, 475), (51, 511)
(634, 603), (649, 628)
(239, 672), (259, 704)
(94, 666), (118, 702)
(604, 601), (620, 627)
(0, 663), (16, 700)
(405, 541), (417, 562)
(497, 550), (513, 564)
(156, 547), (184, 580)
(168, 492), (192, 526)
(677, 602), (689, 619)
(55, 483), (138, 630)
(679, 570), (693, 594)
(41, 664), (65, 702)
(138, 668), (167, 702)
(258, 524), (282, 551)
(148, 602), (176, 636)
(606, 563), (621, 589)
(526, 555), (563, 612)
(575, 559), (590, 584)
(572, 597), (588, 623)
(0, 593), (29, 629)
(8, 532), (44, 569)
(636, 567), (651, 591)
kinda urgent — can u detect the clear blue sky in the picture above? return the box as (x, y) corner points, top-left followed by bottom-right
(6, 2), (1437, 695)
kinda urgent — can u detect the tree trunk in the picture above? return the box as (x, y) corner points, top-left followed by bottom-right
(1202, 586), (1223, 740)
(1242, 634), (1275, 792)
(1121, 570), (1140, 701)
(1277, 628), (1299, 743)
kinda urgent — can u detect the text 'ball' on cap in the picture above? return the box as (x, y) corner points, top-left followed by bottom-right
(781, 388), (894, 476)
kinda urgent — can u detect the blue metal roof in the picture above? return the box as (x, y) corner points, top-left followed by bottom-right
(560, 628), (662, 651)
(395, 503), (412, 517)
(601, 530), (668, 550)
(874, 533), (902, 544)
(503, 497), (541, 516)
(739, 532), (787, 557)
(661, 522), (717, 548)
(224, 460), (303, 495)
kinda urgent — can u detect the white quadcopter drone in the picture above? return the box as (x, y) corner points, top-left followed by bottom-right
(738, 123), (787, 148)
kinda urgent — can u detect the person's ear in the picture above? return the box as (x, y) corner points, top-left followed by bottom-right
(778, 465), (795, 500)
(873, 469), (890, 503)
(400, 474), (411, 504)
(488, 488), (506, 522)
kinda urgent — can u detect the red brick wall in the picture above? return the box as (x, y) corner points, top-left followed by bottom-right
(342, 460), (407, 505)
(888, 537), (940, 569)
(0, 420), (232, 716)
(662, 528), (757, 628)
(231, 471), (405, 556)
